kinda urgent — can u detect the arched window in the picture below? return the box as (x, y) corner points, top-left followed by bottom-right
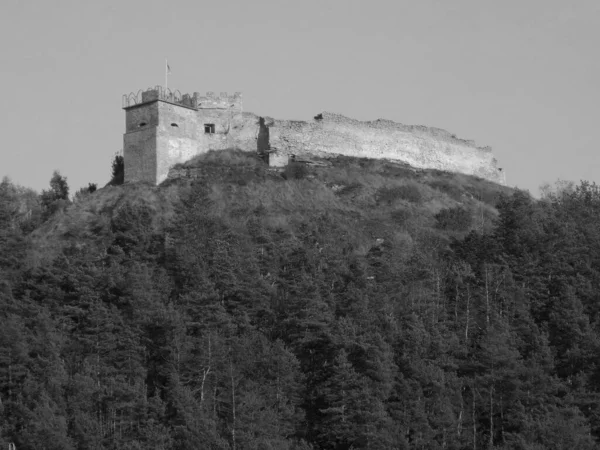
(171, 123), (179, 127)
(138, 122), (147, 127)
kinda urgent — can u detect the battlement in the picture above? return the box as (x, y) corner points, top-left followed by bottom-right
(122, 87), (242, 112)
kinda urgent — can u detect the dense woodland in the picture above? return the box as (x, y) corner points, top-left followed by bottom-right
(1, 151), (600, 449)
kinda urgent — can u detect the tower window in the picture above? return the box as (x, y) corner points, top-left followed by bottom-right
(138, 122), (147, 127)
(204, 124), (215, 134)
(171, 123), (179, 127)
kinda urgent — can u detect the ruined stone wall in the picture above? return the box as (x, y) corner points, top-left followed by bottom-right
(264, 112), (504, 183)
(196, 91), (243, 112)
(224, 113), (261, 151)
(124, 88), (504, 185)
(201, 111), (504, 183)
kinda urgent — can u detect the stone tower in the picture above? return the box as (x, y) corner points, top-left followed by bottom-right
(122, 87), (243, 184)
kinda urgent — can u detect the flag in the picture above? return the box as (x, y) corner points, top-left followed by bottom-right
(166, 61), (172, 74)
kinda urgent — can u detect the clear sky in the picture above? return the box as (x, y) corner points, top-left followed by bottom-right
(1, 0), (598, 195)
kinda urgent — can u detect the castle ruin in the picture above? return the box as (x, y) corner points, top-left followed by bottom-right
(123, 87), (505, 185)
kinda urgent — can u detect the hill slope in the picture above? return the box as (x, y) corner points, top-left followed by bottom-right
(2, 151), (600, 449)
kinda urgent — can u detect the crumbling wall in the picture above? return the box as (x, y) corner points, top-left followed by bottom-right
(124, 90), (505, 185)
(265, 112), (504, 183)
(186, 111), (504, 183)
(195, 91), (243, 111)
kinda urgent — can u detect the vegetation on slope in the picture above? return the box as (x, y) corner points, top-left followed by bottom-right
(1, 150), (600, 449)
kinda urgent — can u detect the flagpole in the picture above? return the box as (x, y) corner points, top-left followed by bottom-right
(165, 59), (168, 91)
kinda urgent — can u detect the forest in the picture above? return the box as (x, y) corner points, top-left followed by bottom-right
(1, 150), (600, 449)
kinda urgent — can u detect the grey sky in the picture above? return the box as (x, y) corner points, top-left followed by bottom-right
(1, 0), (598, 195)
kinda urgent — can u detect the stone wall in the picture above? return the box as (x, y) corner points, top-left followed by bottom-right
(155, 102), (202, 184)
(203, 111), (504, 184)
(124, 88), (504, 185)
(196, 91), (243, 111)
(125, 103), (160, 132)
(264, 112), (504, 183)
(124, 101), (158, 183)
(124, 98), (250, 184)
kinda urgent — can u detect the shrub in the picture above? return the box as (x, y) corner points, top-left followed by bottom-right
(377, 184), (423, 205)
(193, 148), (259, 167)
(40, 171), (70, 220)
(284, 162), (309, 180)
(435, 206), (472, 231)
(111, 202), (153, 234)
(427, 179), (463, 201)
(391, 208), (412, 226)
(336, 182), (362, 197)
(73, 183), (98, 203)
(456, 174), (514, 206)
(109, 153), (124, 185)
(463, 185), (500, 206)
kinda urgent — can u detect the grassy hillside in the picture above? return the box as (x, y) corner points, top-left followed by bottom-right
(30, 149), (512, 267)
(173, 151), (512, 267)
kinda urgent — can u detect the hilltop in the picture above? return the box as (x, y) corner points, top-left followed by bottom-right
(30, 150), (511, 263)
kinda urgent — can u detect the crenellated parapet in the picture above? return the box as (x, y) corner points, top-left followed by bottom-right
(122, 87), (243, 112)
(123, 86), (198, 110)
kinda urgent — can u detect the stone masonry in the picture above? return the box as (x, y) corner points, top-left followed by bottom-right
(123, 87), (505, 185)
(123, 87), (245, 184)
